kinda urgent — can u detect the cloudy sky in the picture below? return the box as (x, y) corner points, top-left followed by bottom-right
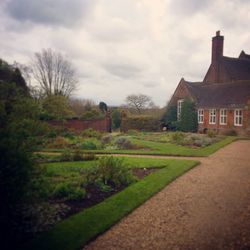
(0, 0), (250, 107)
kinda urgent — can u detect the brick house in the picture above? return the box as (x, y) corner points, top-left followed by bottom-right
(169, 31), (250, 135)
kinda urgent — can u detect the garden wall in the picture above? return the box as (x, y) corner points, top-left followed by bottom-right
(48, 115), (112, 133)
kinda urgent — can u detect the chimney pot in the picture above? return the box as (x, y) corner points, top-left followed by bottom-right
(216, 30), (220, 36)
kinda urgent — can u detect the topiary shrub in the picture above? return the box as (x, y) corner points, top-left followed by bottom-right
(114, 136), (133, 149)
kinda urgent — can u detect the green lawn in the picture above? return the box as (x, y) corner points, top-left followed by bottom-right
(86, 136), (236, 157)
(26, 157), (199, 250)
(41, 136), (236, 157)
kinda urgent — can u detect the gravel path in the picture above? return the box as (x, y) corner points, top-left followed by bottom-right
(84, 140), (250, 250)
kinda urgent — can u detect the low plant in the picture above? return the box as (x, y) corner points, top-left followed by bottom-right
(114, 136), (133, 149)
(53, 182), (86, 201)
(170, 131), (185, 144)
(126, 129), (139, 135)
(81, 140), (98, 150)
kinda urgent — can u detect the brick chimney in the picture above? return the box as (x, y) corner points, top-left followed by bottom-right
(212, 30), (224, 63)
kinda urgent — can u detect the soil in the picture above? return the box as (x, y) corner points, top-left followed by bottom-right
(54, 168), (159, 220)
(84, 140), (250, 250)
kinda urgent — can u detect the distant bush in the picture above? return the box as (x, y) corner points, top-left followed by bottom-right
(53, 182), (86, 201)
(101, 134), (113, 145)
(114, 136), (133, 149)
(121, 115), (160, 132)
(81, 128), (102, 139)
(80, 109), (104, 120)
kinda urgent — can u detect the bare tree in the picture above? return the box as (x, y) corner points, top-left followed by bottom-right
(30, 48), (78, 97)
(69, 98), (96, 117)
(125, 94), (155, 114)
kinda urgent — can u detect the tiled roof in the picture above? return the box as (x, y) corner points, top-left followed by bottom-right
(185, 80), (250, 108)
(220, 56), (250, 81)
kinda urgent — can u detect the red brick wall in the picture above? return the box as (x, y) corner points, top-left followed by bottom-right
(198, 108), (250, 135)
(48, 116), (112, 133)
(169, 79), (195, 106)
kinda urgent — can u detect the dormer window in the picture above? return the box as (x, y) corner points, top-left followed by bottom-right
(177, 99), (184, 120)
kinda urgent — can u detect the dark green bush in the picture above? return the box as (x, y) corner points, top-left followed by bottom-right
(86, 157), (136, 188)
(161, 105), (177, 130)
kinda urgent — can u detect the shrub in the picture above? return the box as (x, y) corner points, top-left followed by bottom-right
(81, 128), (102, 139)
(86, 157), (136, 188)
(207, 129), (217, 138)
(101, 134), (113, 145)
(193, 137), (213, 147)
(53, 182), (86, 201)
(161, 105), (177, 130)
(114, 136), (133, 149)
(176, 100), (198, 132)
(81, 140), (98, 150)
(170, 131), (185, 144)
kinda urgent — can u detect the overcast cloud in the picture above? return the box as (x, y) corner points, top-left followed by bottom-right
(0, 0), (250, 106)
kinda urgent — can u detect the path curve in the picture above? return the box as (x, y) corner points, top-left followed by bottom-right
(84, 140), (250, 250)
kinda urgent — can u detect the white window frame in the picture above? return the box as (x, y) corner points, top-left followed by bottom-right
(220, 109), (227, 125)
(234, 109), (243, 126)
(209, 109), (216, 124)
(177, 99), (184, 120)
(198, 109), (204, 124)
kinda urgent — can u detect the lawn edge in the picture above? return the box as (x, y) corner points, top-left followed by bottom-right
(25, 159), (199, 250)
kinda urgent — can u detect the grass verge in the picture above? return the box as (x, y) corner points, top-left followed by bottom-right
(25, 158), (198, 250)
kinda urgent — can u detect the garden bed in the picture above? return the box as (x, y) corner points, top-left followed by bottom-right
(51, 167), (158, 220)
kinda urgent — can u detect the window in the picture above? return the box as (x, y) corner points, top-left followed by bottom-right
(177, 99), (184, 120)
(198, 109), (204, 124)
(220, 109), (227, 125)
(209, 109), (216, 124)
(234, 109), (243, 126)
